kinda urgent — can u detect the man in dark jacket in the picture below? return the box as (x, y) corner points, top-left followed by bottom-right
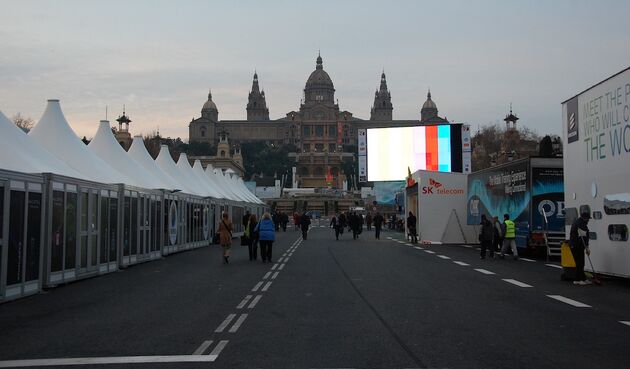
(407, 211), (418, 244)
(366, 213), (373, 231)
(330, 214), (342, 240)
(300, 212), (311, 240)
(242, 211), (251, 230)
(570, 212), (591, 285)
(373, 212), (384, 239)
(479, 214), (494, 259)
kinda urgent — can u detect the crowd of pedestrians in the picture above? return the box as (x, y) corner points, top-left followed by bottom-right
(478, 213), (518, 260)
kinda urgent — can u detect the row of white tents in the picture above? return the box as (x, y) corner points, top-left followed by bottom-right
(0, 100), (266, 302)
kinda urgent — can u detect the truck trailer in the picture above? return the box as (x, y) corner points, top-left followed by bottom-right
(561, 66), (630, 278)
(466, 157), (565, 256)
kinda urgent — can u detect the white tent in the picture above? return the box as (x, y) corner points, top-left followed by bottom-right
(127, 136), (181, 191)
(191, 160), (222, 199)
(155, 145), (196, 195)
(175, 153), (210, 197)
(28, 100), (130, 184)
(204, 164), (232, 200)
(225, 171), (258, 203)
(235, 176), (263, 204)
(0, 110), (81, 178)
(216, 169), (248, 202)
(88, 120), (164, 189)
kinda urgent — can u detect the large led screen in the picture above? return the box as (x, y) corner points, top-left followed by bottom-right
(366, 125), (462, 182)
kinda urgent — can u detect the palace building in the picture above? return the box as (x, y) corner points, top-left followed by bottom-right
(188, 54), (450, 187)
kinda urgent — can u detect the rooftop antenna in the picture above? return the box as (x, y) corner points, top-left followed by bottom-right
(105, 105), (108, 120)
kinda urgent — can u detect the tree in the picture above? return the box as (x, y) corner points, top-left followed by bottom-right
(240, 142), (297, 180)
(539, 135), (553, 157)
(471, 124), (541, 171)
(12, 113), (34, 133)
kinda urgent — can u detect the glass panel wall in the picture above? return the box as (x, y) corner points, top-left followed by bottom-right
(7, 190), (25, 285)
(25, 192), (42, 281)
(65, 192), (77, 270)
(51, 191), (64, 272)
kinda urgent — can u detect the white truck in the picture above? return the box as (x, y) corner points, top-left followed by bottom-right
(561, 66), (630, 278)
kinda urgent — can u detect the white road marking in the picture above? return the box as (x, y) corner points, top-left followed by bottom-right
(619, 321), (630, 327)
(236, 295), (252, 309)
(0, 356), (217, 367)
(271, 264), (279, 270)
(251, 281), (264, 292)
(215, 314), (237, 333)
(278, 263), (286, 270)
(413, 246), (424, 250)
(208, 340), (229, 360)
(546, 263), (563, 269)
(475, 247), (481, 251)
(463, 245), (473, 248)
(229, 314), (248, 333)
(277, 257), (284, 263)
(437, 255), (451, 259)
(424, 250), (435, 254)
(474, 268), (496, 275)
(547, 295), (591, 308)
(263, 272), (272, 280)
(519, 257), (536, 262)
(248, 295), (262, 309)
(453, 261), (470, 266)
(262, 281), (273, 292)
(387, 237), (392, 239)
(192, 340), (213, 355)
(405, 243), (413, 246)
(502, 279), (533, 288)
(272, 271), (279, 279)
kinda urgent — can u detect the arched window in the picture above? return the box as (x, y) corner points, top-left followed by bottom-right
(220, 150), (226, 157)
(200, 126), (207, 137)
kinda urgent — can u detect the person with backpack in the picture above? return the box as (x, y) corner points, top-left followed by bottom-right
(255, 212), (275, 263)
(218, 212), (233, 264)
(246, 214), (259, 261)
(300, 212), (311, 240)
(500, 214), (519, 260)
(479, 214), (494, 259)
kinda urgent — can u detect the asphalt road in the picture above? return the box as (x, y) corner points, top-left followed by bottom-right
(1, 222), (630, 369)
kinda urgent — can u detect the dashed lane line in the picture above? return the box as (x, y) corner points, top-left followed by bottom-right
(263, 272), (272, 280)
(228, 314), (248, 333)
(424, 250), (435, 254)
(248, 295), (262, 309)
(236, 295), (252, 309)
(277, 257), (284, 263)
(271, 271), (280, 280)
(405, 243), (413, 246)
(0, 355), (218, 367)
(251, 281), (264, 292)
(619, 321), (630, 327)
(413, 246), (424, 250)
(519, 257), (536, 262)
(214, 314), (237, 333)
(278, 263), (286, 270)
(474, 268), (496, 275)
(453, 261), (470, 266)
(547, 295), (591, 308)
(271, 264), (279, 270)
(262, 281), (273, 292)
(546, 263), (563, 269)
(192, 340), (213, 355)
(437, 255), (451, 260)
(208, 340), (229, 361)
(502, 279), (533, 288)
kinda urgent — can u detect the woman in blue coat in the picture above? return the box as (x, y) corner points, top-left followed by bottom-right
(255, 212), (276, 263)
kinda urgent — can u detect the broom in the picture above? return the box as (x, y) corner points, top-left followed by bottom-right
(581, 236), (602, 285)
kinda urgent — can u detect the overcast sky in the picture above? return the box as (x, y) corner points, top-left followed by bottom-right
(1, 0), (629, 140)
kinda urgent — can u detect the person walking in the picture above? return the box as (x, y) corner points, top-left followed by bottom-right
(300, 212), (311, 240)
(247, 214), (259, 261)
(570, 212), (592, 285)
(293, 212), (300, 231)
(492, 216), (503, 254)
(500, 214), (519, 260)
(242, 210), (250, 231)
(338, 212), (347, 236)
(218, 212), (233, 264)
(407, 211), (418, 244)
(366, 213), (373, 231)
(373, 212), (384, 239)
(330, 214), (341, 240)
(281, 212), (289, 232)
(479, 214), (494, 259)
(255, 212), (275, 263)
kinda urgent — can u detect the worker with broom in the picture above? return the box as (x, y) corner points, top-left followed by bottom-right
(570, 212), (593, 285)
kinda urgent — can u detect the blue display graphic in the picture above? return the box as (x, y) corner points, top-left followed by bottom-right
(374, 181), (406, 205)
(531, 167), (565, 232)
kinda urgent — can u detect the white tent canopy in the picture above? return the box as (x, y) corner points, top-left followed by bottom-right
(127, 136), (181, 191)
(88, 121), (163, 189)
(191, 160), (222, 199)
(204, 164), (231, 200)
(156, 145), (197, 195)
(175, 153), (210, 197)
(29, 100), (130, 184)
(0, 110), (81, 178)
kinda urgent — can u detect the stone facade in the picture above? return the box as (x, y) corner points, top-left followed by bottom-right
(188, 54), (450, 187)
